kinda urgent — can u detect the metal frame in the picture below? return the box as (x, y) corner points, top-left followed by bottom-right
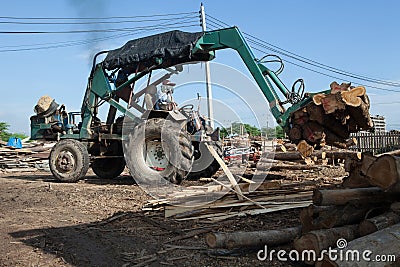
(33, 26), (319, 141)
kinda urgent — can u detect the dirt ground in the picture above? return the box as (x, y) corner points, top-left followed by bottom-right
(0, 167), (345, 267)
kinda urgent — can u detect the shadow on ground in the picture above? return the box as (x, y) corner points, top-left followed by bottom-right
(2, 172), (137, 186)
(10, 211), (183, 266)
(9, 210), (304, 267)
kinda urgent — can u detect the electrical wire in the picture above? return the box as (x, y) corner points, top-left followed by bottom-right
(0, 19), (199, 34)
(0, 25), (198, 52)
(0, 16), (197, 49)
(0, 14), (198, 25)
(0, 16), (199, 52)
(248, 40), (400, 93)
(373, 101), (400, 105)
(206, 15), (400, 92)
(206, 14), (400, 88)
(0, 12), (198, 20)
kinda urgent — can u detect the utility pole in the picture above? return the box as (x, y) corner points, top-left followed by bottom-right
(200, 3), (214, 129)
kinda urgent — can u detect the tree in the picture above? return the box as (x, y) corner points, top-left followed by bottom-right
(261, 127), (276, 139)
(275, 125), (285, 139)
(0, 122), (28, 142)
(0, 122), (11, 141)
(220, 127), (229, 138)
(260, 126), (286, 139)
(243, 124), (261, 136)
(225, 122), (261, 137)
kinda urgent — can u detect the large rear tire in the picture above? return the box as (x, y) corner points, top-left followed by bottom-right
(49, 139), (90, 182)
(123, 118), (193, 184)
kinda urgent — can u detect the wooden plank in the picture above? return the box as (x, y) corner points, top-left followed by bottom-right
(175, 201), (312, 222)
(205, 143), (243, 200)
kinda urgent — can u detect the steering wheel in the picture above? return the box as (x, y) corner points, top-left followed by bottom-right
(179, 104), (194, 113)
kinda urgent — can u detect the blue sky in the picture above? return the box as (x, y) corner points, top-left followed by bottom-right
(1, 0), (399, 134)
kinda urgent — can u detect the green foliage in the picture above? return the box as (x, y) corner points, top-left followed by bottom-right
(261, 127), (276, 139)
(0, 122), (28, 142)
(243, 124), (261, 137)
(221, 123), (286, 139)
(220, 127), (229, 138)
(223, 122), (261, 137)
(275, 125), (285, 139)
(0, 122), (10, 141)
(260, 125), (285, 139)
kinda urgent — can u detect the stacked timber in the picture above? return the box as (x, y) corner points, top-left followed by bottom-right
(203, 179), (400, 264)
(0, 142), (52, 172)
(294, 184), (400, 265)
(295, 150), (400, 265)
(342, 150), (400, 191)
(287, 82), (373, 156)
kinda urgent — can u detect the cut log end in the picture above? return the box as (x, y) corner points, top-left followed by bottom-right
(313, 93), (326, 105)
(366, 154), (400, 189)
(330, 81), (351, 94)
(297, 140), (314, 157)
(341, 86), (366, 107)
(205, 233), (218, 248)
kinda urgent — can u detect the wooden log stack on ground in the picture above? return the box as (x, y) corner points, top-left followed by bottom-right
(294, 185), (400, 265)
(287, 82), (373, 156)
(342, 150), (400, 192)
(0, 142), (52, 173)
(256, 151), (400, 265)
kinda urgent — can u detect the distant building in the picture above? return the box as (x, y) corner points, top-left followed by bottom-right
(371, 115), (386, 133)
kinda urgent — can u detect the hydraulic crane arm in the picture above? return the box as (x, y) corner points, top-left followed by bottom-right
(192, 27), (292, 124)
(79, 27), (307, 139)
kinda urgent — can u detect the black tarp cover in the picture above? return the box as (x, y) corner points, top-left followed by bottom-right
(103, 30), (209, 72)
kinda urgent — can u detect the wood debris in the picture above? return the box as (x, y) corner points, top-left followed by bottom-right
(0, 142), (53, 172)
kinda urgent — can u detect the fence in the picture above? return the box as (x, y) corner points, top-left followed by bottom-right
(350, 132), (400, 154)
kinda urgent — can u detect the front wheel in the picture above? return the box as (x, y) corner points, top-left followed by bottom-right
(49, 139), (90, 182)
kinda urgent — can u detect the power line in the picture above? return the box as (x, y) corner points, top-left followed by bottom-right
(247, 40), (400, 93)
(0, 25), (199, 52)
(373, 101), (400, 105)
(0, 12), (198, 20)
(244, 33), (400, 87)
(0, 16), (197, 49)
(206, 14), (400, 88)
(0, 20), (199, 34)
(207, 15), (400, 93)
(0, 17), (199, 52)
(0, 14), (197, 25)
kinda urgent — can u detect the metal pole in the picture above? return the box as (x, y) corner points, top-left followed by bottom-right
(200, 3), (214, 129)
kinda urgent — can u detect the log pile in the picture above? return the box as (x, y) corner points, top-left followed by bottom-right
(287, 82), (373, 156)
(273, 147), (361, 165)
(0, 142), (52, 172)
(342, 150), (400, 191)
(203, 162), (400, 265)
(292, 147), (400, 263)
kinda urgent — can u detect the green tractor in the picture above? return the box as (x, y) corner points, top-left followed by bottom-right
(30, 27), (370, 184)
